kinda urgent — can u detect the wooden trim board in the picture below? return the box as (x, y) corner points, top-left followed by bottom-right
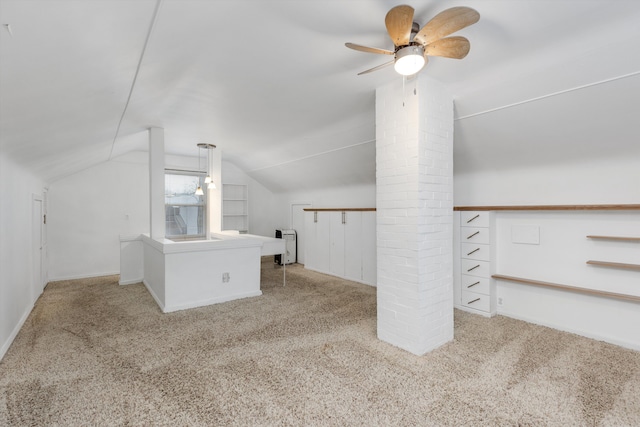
(303, 208), (376, 212)
(586, 260), (640, 270)
(587, 235), (640, 242)
(492, 274), (640, 303)
(454, 204), (640, 211)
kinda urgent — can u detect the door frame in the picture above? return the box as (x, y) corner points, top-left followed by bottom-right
(290, 201), (312, 264)
(32, 194), (44, 302)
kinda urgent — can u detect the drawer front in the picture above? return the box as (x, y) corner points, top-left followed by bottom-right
(461, 275), (491, 295)
(461, 211), (490, 228)
(461, 243), (491, 262)
(460, 227), (490, 244)
(460, 259), (491, 278)
(461, 290), (491, 312)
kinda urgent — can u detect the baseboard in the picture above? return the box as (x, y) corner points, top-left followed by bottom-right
(454, 304), (495, 318)
(303, 266), (376, 287)
(497, 309), (640, 352)
(0, 301), (33, 362)
(162, 290), (263, 313)
(142, 279), (165, 312)
(119, 277), (143, 286)
(48, 271), (120, 282)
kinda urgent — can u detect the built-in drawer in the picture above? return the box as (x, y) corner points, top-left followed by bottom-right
(461, 211), (490, 228)
(460, 259), (491, 278)
(461, 243), (491, 262)
(461, 275), (491, 295)
(461, 290), (491, 312)
(460, 227), (490, 244)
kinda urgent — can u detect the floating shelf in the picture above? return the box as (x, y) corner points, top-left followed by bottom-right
(454, 204), (640, 211)
(303, 208), (376, 212)
(587, 235), (640, 242)
(586, 260), (640, 270)
(492, 274), (640, 303)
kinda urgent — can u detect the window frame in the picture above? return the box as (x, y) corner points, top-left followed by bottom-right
(164, 169), (207, 239)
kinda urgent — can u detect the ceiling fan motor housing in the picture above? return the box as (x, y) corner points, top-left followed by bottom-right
(394, 44), (425, 75)
(346, 6), (479, 76)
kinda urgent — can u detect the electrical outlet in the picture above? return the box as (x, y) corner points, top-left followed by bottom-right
(222, 272), (230, 283)
(498, 297), (503, 306)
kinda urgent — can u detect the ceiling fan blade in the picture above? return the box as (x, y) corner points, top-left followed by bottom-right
(357, 60), (394, 76)
(345, 43), (394, 56)
(424, 36), (470, 59)
(385, 5), (414, 47)
(414, 7), (480, 46)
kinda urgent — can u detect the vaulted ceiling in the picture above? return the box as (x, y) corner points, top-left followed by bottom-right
(1, 0), (639, 192)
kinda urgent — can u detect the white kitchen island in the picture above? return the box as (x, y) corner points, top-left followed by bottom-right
(120, 232), (285, 313)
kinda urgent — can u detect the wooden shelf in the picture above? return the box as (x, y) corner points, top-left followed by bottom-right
(587, 235), (640, 242)
(454, 204), (640, 211)
(586, 260), (640, 270)
(492, 274), (640, 303)
(303, 208), (376, 212)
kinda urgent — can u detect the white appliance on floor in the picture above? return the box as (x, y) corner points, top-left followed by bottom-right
(275, 229), (296, 265)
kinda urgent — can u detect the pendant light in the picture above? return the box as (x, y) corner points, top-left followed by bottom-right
(195, 145), (204, 196)
(197, 143), (217, 191)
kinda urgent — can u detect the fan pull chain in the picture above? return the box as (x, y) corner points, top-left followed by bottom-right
(402, 75), (406, 107)
(402, 76), (418, 107)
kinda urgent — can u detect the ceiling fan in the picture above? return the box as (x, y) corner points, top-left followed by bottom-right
(346, 5), (480, 76)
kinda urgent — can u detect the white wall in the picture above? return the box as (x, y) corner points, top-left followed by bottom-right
(454, 155), (640, 206)
(495, 210), (640, 350)
(0, 153), (47, 360)
(47, 151), (277, 281)
(274, 183), (376, 227)
(222, 161), (279, 237)
(47, 151), (150, 280)
(271, 183), (375, 262)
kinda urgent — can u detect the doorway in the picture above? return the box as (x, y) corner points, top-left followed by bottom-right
(290, 202), (311, 264)
(32, 195), (44, 303)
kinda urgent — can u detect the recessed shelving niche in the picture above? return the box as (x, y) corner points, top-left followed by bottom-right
(222, 184), (248, 233)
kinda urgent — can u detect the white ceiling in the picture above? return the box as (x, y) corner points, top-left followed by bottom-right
(1, 0), (639, 192)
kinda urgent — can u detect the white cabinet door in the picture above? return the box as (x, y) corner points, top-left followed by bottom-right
(305, 209), (377, 286)
(344, 211), (362, 282)
(329, 211), (345, 277)
(304, 211), (317, 270)
(305, 211), (331, 273)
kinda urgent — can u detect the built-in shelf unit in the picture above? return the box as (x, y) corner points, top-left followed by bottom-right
(454, 204), (640, 313)
(222, 183), (248, 233)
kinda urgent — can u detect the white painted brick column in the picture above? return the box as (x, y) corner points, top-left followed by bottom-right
(376, 75), (454, 355)
(149, 127), (165, 240)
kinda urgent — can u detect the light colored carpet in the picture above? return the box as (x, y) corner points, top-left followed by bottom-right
(1, 258), (639, 426)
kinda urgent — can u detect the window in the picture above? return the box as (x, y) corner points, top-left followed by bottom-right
(165, 172), (206, 238)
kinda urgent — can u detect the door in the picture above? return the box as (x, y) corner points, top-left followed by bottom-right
(291, 203), (311, 264)
(32, 196), (44, 302)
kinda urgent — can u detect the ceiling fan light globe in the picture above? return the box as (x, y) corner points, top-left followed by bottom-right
(394, 45), (425, 76)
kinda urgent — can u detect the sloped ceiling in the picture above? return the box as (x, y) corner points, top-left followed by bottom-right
(1, 0), (639, 192)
